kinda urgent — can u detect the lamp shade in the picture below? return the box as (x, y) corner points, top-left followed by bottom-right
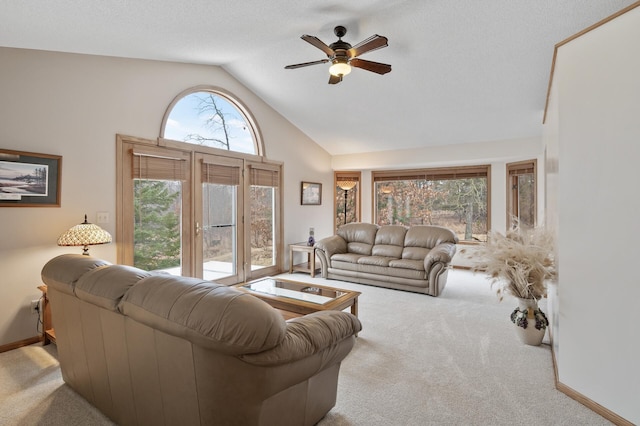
(57, 214), (112, 255)
(337, 179), (358, 191)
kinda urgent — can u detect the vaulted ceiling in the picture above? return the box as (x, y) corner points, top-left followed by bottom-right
(1, 1), (635, 155)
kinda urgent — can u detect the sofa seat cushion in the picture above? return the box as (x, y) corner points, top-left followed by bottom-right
(330, 260), (361, 273)
(329, 258), (426, 280)
(331, 253), (363, 264)
(328, 263), (426, 282)
(402, 247), (431, 260)
(357, 256), (397, 267)
(389, 258), (425, 271)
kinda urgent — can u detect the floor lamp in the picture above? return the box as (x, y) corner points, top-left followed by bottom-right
(337, 179), (358, 225)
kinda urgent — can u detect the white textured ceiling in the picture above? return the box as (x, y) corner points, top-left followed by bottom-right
(0, 1), (635, 155)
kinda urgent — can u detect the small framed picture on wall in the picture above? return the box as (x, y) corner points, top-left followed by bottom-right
(301, 181), (322, 205)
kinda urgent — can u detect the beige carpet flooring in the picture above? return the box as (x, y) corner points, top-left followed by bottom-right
(0, 269), (612, 425)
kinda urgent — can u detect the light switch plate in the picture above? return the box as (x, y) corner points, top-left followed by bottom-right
(97, 212), (109, 224)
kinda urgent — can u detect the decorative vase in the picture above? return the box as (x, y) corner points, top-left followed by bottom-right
(307, 227), (315, 246)
(510, 298), (548, 346)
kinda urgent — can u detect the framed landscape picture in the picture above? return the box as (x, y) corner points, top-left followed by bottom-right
(301, 181), (322, 205)
(0, 149), (62, 207)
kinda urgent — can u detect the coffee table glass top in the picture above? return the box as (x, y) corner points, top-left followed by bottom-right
(242, 277), (347, 305)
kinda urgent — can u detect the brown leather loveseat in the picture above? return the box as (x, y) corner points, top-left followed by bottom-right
(41, 254), (361, 426)
(315, 223), (457, 296)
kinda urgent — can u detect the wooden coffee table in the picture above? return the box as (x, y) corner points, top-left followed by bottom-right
(234, 277), (360, 320)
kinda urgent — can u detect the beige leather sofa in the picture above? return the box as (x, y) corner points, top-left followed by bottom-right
(315, 223), (457, 296)
(41, 254), (361, 426)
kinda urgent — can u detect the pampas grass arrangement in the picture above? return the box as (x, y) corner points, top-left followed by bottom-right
(465, 226), (556, 302)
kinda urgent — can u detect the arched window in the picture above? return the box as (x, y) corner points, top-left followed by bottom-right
(118, 87), (280, 285)
(161, 86), (262, 155)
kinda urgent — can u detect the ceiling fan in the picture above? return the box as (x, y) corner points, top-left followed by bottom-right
(285, 25), (392, 84)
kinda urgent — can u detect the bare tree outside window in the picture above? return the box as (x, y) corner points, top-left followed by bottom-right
(164, 91), (256, 154)
(185, 94), (234, 150)
(375, 177), (488, 242)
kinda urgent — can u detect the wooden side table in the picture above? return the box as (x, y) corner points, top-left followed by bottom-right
(289, 242), (319, 277)
(37, 285), (56, 345)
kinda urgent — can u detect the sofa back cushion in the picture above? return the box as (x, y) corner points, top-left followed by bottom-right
(337, 222), (378, 255)
(372, 225), (407, 258)
(41, 254), (111, 296)
(405, 225), (457, 247)
(118, 275), (286, 355)
(75, 264), (150, 311)
(402, 225), (458, 260)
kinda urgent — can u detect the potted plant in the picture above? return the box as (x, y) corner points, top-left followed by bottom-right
(464, 225), (556, 346)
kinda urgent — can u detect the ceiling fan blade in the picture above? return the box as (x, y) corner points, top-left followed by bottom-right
(284, 59), (329, 69)
(348, 35), (388, 58)
(350, 58), (392, 75)
(301, 35), (335, 57)
(328, 74), (342, 85)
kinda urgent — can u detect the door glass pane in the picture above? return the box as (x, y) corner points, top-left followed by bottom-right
(134, 179), (182, 274)
(202, 183), (237, 281)
(250, 185), (275, 270)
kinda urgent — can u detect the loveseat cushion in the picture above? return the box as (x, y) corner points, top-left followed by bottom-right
(118, 275), (286, 355)
(75, 264), (150, 311)
(41, 254), (111, 296)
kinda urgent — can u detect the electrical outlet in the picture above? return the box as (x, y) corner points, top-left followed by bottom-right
(30, 299), (40, 315)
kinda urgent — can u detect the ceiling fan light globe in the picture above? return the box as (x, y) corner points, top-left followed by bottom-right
(329, 62), (351, 77)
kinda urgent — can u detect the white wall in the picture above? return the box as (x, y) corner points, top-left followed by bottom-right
(544, 6), (640, 423)
(0, 47), (332, 346)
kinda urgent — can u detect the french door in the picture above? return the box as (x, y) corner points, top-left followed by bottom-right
(117, 135), (281, 283)
(195, 154), (243, 284)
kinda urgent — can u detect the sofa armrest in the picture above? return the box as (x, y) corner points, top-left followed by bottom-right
(238, 311), (362, 366)
(314, 235), (347, 277)
(424, 242), (457, 272)
(315, 235), (347, 259)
